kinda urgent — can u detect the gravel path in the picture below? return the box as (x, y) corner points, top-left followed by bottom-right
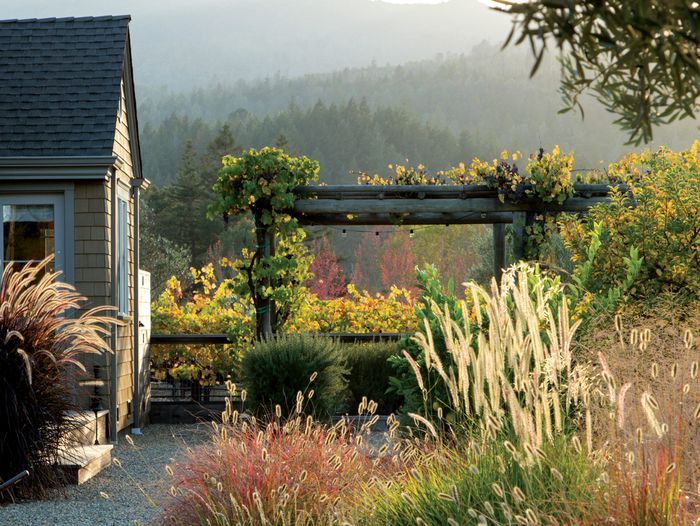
(0, 424), (210, 526)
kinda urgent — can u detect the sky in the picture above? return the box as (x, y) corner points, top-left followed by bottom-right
(2, 0), (510, 88)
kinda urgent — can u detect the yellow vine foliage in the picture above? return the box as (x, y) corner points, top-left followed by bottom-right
(287, 284), (417, 334)
(151, 264), (253, 385)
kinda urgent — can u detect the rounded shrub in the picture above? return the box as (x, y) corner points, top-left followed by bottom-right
(242, 334), (348, 419)
(342, 341), (403, 414)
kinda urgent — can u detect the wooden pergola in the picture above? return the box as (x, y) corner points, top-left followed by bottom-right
(294, 182), (611, 266)
(153, 183), (618, 341)
(245, 182), (616, 335)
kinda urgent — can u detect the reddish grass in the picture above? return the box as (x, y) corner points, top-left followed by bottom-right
(576, 303), (700, 525)
(161, 416), (401, 525)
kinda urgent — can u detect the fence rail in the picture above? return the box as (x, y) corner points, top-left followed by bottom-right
(149, 332), (408, 345)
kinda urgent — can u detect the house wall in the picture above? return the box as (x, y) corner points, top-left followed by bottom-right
(73, 78), (137, 434)
(113, 78), (136, 433)
(74, 180), (111, 417)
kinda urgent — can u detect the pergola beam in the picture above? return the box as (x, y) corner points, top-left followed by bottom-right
(294, 183), (616, 200)
(294, 196), (608, 216)
(288, 183), (617, 289)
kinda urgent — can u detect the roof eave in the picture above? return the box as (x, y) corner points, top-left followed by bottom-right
(120, 29), (143, 181)
(0, 155), (118, 181)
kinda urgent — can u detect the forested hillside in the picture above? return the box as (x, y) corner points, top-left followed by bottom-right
(141, 100), (472, 186)
(139, 45), (698, 186)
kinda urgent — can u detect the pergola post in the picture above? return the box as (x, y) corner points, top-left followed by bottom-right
(254, 215), (274, 338)
(267, 229), (276, 334)
(493, 223), (505, 283)
(512, 211), (526, 262)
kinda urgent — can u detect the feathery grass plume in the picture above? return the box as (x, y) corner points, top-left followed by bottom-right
(0, 257), (115, 501)
(615, 382), (631, 429)
(409, 263), (587, 451)
(683, 329), (694, 350)
(640, 392), (665, 438)
(408, 413), (439, 439)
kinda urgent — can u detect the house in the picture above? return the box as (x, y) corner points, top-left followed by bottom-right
(0, 16), (149, 443)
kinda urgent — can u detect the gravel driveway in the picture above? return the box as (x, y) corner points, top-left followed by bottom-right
(0, 424), (209, 526)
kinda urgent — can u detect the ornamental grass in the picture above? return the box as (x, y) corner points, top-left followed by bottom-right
(161, 386), (406, 526)
(408, 264), (593, 452)
(581, 318), (699, 525)
(0, 257), (114, 501)
(156, 263), (699, 525)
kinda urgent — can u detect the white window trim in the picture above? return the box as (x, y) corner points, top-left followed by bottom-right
(117, 187), (129, 315)
(0, 192), (66, 277)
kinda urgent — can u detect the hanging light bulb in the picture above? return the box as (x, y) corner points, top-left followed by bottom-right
(341, 229), (347, 238)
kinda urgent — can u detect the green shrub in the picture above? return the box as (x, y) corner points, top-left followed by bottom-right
(242, 335), (348, 419)
(342, 341), (403, 414)
(560, 142), (700, 299)
(388, 265), (463, 424)
(0, 258), (113, 500)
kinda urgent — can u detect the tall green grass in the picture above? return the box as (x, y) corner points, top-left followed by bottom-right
(358, 438), (599, 525)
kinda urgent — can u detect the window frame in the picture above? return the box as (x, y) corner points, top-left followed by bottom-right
(0, 193), (65, 276)
(116, 191), (129, 316)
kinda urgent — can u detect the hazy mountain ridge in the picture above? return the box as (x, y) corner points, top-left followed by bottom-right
(132, 0), (508, 89)
(139, 45), (699, 185)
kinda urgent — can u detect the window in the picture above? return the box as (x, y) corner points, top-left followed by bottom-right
(0, 195), (64, 275)
(117, 197), (128, 315)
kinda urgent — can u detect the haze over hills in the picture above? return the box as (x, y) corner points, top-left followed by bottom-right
(139, 45), (699, 186)
(4, 0), (510, 90)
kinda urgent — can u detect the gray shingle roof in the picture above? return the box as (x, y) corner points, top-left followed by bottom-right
(0, 16), (130, 157)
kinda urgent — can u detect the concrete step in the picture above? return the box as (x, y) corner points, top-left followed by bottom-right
(56, 444), (113, 485)
(62, 410), (109, 447)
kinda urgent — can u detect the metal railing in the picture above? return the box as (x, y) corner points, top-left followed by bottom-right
(0, 470), (29, 492)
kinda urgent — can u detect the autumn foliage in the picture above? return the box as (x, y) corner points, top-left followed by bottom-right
(307, 237), (347, 299)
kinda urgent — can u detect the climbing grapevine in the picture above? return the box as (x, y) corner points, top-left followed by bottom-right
(211, 147), (319, 337)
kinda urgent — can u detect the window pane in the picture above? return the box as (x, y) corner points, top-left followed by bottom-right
(3, 204), (55, 271)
